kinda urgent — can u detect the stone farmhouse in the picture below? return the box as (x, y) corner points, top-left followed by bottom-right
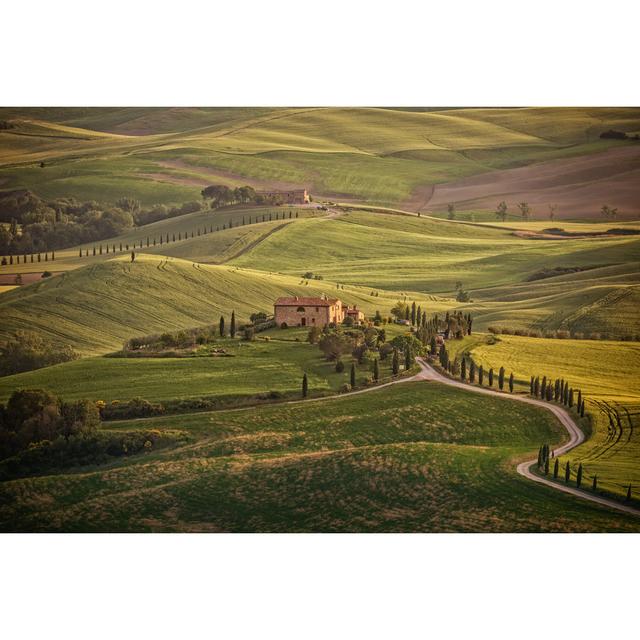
(274, 296), (364, 328)
(256, 189), (310, 204)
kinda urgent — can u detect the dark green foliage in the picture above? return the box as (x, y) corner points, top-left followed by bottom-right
(430, 336), (437, 356)
(469, 360), (476, 383)
(350, 362), (356, 387)
(478, 365), (484, 386)
(553, 458), (559, 479)
(230, 311), (236, 338)
(302, 373), (308, 398)
(219, 315), (225, 337)
(498, 366), (505, 390)
(405, 348), (412, 371)
(592, 475), (597, 491)
(509, 373), (514, 393)
(488, 368), (494, 387)
(335, 359), (345, 373)
(626, 485), (632, 501)
(565, 461), (571, 483)
(530, 376), (535, 395)
(373, 358), (380, 381)
(461, 358), (466, 381)
(569, 388), (574, 408)
(0, 331), (77, 377)
(392, 349), (400, 375)
(576, 463), (583, 488)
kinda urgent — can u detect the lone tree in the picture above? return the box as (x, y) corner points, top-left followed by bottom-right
(495, 200), (508, 221)
(302, 373), (308, 398)
(219, 315), (225, 337)
(392, 349), (400, 375)
(350, 362), (356, 388)
(576, 463), (583, 488)
(517, 201), (531, 220)
(373, 358), (380, 381)
(230, 311), (236, 338)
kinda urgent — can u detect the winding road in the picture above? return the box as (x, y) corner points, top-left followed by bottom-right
(415, 358), (640, 517)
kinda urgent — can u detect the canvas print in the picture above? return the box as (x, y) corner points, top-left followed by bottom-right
(0, 107), (639, 532)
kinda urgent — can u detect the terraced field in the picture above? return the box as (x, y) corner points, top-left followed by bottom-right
(2, 381), (638, 532)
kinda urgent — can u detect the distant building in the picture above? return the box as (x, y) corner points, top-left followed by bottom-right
(256, 189), (310, 204)
(274, 296), (364, 328)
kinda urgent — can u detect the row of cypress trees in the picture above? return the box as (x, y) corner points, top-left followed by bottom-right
(529, 375), (586, 417)
(1, 251), (55, 265)
(66, 210), (300, 260)
(541, 450), (634, 502)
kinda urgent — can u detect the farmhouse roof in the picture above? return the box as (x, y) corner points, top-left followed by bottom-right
(274, 296), (340, 307)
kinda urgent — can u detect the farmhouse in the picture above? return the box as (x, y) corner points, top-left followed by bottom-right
(256, 189), (310, 204)
(274, 296), (364, 328)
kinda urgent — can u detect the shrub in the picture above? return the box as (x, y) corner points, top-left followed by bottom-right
(0, 331), (77, 377)
(100, 397), (165, 420)
(335, 359), (345, 373)
(339, 383), (352, 393)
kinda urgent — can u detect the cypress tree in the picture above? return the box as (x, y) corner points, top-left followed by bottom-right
(530, 376), (535, 395)
(373, 358), (379, 381)
(569, 388), (574, 408)
(106, 245), (109, 254)
(498, 366), (505, 390)
(544, 457), (549, 475)
(565, 461), (571, 483)
(580, 400), (585, 418)
(577, 390), (582, 410)
(469, 360), (476, 383)
(79, 248), (82, 257)
(488, 368), (494, 387)
(131, 251), (135, 262)
(554, 379), (560, 401)
(411, 301), (416, 325)
(461, 358), (466, 381)
(99, 245), (103, 254)
(576, 463), (583, 488)
(534, 376), (540, 397)
(392, 349), (400, 375)
(44, 253), (48, 261)
(553, 458), (559, 479)
(537, 446), (543, 468)
(302, 373), (308, 398)
(230, 310), (236, 338)
(592, 475), (597, 491)
(219, 315), (225, 337)
(626, 484), (632, 501)
(541, 376), (547, 398)
(405, 347), (412, 371)
(478, 365), (484, 386)
(509, 373), (514, 393)
(430, 335), (437, 356)
(92, 247), (96, 256)
(350, 362), (356, 388)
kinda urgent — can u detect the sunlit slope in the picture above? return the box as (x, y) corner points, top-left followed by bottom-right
(2, 107), (639, 208)
(466, 334), (640, 500)
(0, 255), (391, 354)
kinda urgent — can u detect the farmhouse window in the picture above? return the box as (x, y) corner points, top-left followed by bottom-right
(297, 306), (305, 312)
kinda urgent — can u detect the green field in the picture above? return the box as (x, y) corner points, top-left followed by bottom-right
(0, 331), (403, 405)
(2, 381), (638, 532)
(458, 333), (640, 500)
(1, 107), (639, 532)
(2, 107), (639, 210)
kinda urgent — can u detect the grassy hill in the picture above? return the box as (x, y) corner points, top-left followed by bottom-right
(2, 380), (638, 532)
(2, 107), (639, 212)
(0, 253), (450, 355)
